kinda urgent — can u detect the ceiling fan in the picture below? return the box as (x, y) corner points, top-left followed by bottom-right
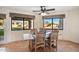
(33, 6), (55, 16)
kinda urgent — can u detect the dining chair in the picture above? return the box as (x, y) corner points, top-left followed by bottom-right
(30, 28), (38, 35)
(35, 32), (45, 52)
(30, 29), (38, 51)
(49, 30), (59, 52)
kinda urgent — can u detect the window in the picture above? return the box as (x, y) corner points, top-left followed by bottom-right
(11, 17), (34, 30)
(11, 17), (23, 30)
(24, 20), (30, 30)
(53, 18), (63, 30)
(12, 19), (23, 30)
(30, 20), (34, 29)
(44, 18), (52, 29)
(43, 18), (63, 30)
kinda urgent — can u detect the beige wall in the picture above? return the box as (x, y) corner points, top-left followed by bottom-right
(0, 7), (79, 43)
(63, 9), (79, 43)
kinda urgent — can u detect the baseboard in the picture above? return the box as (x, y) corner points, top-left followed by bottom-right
(58, 39), (79, 44)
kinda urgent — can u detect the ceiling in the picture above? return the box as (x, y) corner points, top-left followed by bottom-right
(1, 6), (79, 13)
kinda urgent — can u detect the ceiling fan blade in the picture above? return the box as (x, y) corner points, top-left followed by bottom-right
(46, 8), (55, 11)
(40, 6), (44, 11)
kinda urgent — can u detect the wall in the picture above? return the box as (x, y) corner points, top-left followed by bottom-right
(63, 9), (79, 43)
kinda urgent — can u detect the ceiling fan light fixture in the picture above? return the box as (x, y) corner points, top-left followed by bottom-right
(40, 12), (47, 16)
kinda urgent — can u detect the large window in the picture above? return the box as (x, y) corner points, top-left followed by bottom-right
(11, 17), (34, 31)
(43, 18), (63, 30)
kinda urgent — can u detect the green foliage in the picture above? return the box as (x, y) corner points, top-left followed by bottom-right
(0, 29), (4, 36)
(12, 28), (23, 30)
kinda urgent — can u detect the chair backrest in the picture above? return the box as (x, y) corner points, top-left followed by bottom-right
(49, 30), (59, 51)
(34, 32), (45, 51)
(50, 30), (59, 41)
(39, 28), (46, 33)
(35, 32), (45, 43)
(30, 28), (38, 35)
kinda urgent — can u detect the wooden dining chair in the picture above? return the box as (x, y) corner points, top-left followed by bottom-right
(35, 32), (45, 52)
(30, 28), (38, 35)
(49, 30), (59, 52)
(30, 29), (38, 51)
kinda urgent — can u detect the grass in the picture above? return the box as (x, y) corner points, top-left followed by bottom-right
(12, 28), (23, 31)
(0, 29), (4, 36)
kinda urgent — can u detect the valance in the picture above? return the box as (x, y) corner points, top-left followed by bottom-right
(9, 13), (35, 19)
(0, 14), (6, 19)
(43, 14), (65, 19)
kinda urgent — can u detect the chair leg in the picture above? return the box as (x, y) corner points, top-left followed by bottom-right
(50, 44), (52, 52)
(44, 43), (45, 52)
(56, 40), (57, 52)
(35, 48), (36, 52)
(44, 46), (45, 52)
(34, 39), (36, 52)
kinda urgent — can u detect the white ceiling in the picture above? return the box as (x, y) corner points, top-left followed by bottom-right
(1, 6), (79, 13)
